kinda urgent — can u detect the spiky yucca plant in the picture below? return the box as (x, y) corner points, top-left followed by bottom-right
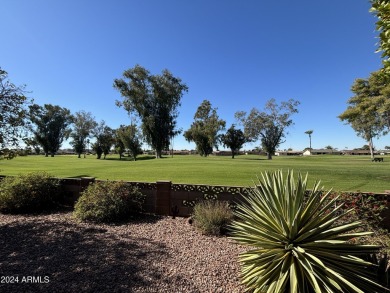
(230, 170), (387, 293)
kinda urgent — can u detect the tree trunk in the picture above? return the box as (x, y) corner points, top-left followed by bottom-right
(155, 149), (162, 159)
(368, 138), (374, 159)
(267, 152), (273, 160)
(78, 153), (81, 158)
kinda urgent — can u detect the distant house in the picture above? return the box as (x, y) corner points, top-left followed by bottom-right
(214, 150), (249, 156)
(378, 150), (390, 156)
(275, 151), (303, 156)
(172, 150), (192, 155)
(213, 151), (233, 156)
(245, 150), (268, 156)
(58, 149), (76, 155)
(342, 150), (380, 156)
(303, 149), (342, 156)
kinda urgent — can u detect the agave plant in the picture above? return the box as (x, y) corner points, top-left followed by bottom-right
(230, 170), (387, 293)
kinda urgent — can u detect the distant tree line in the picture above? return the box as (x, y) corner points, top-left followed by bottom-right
(1, 65), (300, 160)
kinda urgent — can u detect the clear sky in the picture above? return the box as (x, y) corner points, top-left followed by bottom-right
(1, 0), (388, 151)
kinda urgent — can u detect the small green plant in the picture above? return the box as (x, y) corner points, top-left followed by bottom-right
(230, 170), (387, 293)
(192, 200), (234, 236)
(73, 181), (145, 223)
(0, 172), (62, 213)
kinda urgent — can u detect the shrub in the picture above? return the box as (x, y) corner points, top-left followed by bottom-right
(192, 200), (234, 236)
(73, 181), (145, 223)
(332, 192), (390, 289)
(230, 170), (386, 292)
(0, 172), (62, 213)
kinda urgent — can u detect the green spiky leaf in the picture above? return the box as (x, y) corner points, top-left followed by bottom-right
(230, 170), (387, 293)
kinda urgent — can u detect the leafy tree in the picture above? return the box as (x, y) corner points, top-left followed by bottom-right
(91, 142), (102, 159)
(324, 145), (334, 150)
(220, 124), (247, 158)
(92, 121), (114, 159)
(385, 145), (390, 150)
(24, 137), (41, 155)
(235, 98), (300, 160)
(0, 68), (32, 148)
(70, 135), (84, 158)
(304, 130), (313, 153)
(70, 111), (97, 158)
(116, 124), (143, 161)
(371, 1), (390, 73)
(361, 144), (373, 151)
(339, 71), (389, 159)
(184, 100), (226, 156)
(114, 65), (188, 158)
(28, 104), (72, 157)
(114, 131), (126, 160)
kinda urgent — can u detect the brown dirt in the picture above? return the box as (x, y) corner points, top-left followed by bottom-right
(0, 212), (247, 293)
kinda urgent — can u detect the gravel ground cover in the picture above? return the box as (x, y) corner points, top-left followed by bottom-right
(0, 212), (247, 293)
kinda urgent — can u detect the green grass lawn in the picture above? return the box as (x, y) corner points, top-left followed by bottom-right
(0, 154), (389, 192)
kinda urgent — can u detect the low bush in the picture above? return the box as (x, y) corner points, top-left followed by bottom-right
(332, 192), (390, 289)
(0, 172), (62, 213)
(192, 200), (234, 236)
(73, 181), (145, 223)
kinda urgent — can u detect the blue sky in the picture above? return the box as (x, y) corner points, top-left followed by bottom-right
(1, 0), (388, 151)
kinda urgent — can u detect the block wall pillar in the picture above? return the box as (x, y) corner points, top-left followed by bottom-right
(156, 181), (171, 215)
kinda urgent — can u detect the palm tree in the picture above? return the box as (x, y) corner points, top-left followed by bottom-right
(305, 130), (313, 154)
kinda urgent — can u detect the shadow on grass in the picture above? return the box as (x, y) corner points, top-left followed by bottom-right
(234, 156), (269, 161)
(0, 214), (197, 293)
(104, 155), (158, 162)
(63, 175), (93, 178)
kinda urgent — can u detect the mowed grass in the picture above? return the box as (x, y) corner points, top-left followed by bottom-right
(0, 154), (389, 192)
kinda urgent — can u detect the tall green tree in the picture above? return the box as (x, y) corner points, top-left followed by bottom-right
(0, 68), (32, 147)
(92, 121), (115, 159)
(371, 0), (390, 72)
(220, 124), (247, 159)
(236, 99), (299, 160)
(70, 111), (97, 158)
(184, 100), (226, 156)
(114, 131), (126, 160)
(114, 65), (188, 159)
(339, 71), (389, 159)
(28, 104), (72, 157)
(116, 124), (143, 161)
